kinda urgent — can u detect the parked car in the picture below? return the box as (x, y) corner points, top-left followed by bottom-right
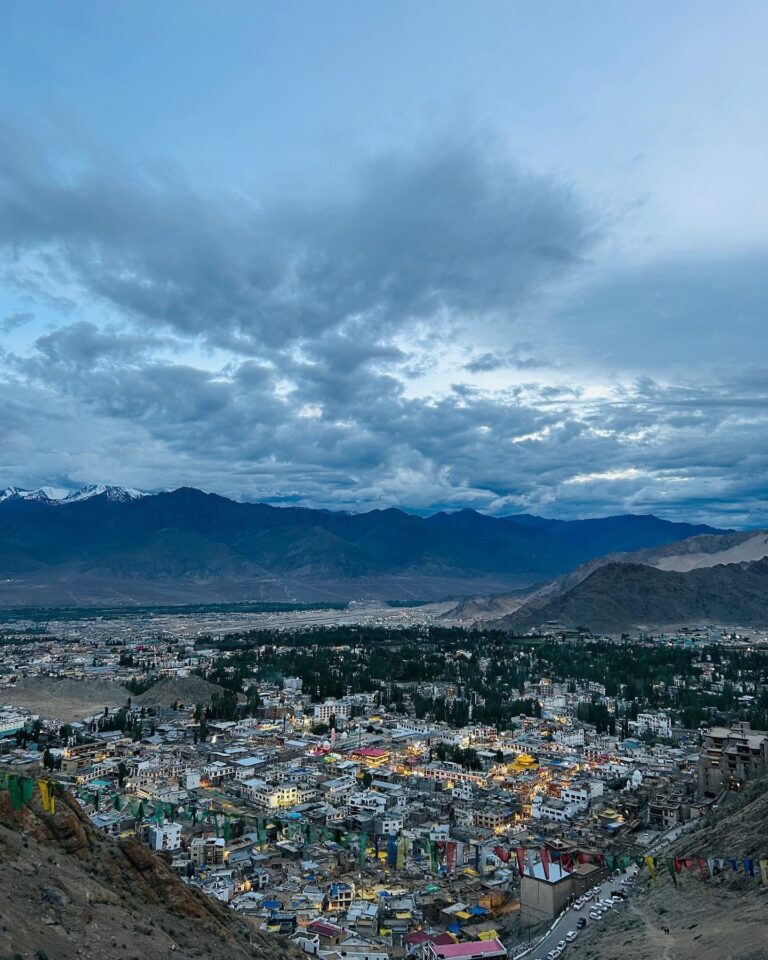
(576, 918), (588, 930)
(621, 877), (634, 886)
(566, 931), (578, 943)
(589, 910), (602, 920)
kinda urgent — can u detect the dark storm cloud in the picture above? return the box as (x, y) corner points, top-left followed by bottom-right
(34, 321), (174, 367)
(464, 346), (552, 373)
(7, 329), (768, 523)
(3, 122), (768, 525)
(0, 125), (597, 352)
(1, 311), (33, 332)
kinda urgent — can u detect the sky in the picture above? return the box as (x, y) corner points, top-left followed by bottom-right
(1, 0), (767, 525)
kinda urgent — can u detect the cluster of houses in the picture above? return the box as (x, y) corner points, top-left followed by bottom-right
(2, 622), (767, 959)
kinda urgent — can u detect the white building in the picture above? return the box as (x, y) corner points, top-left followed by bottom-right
(633, 713), (672, 739)
(148, 821), (182, 851)
(313, 699), (351, 723)
(241, 777), (299, 809)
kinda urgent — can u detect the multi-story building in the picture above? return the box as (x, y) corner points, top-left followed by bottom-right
(634, 712), (672, 739)
(147, 821), (182, 851)
(472, 805), (510, 833)
(241, 777), (299, 808)
(313, 700), (351, 723)
(698, 722), (768, 797)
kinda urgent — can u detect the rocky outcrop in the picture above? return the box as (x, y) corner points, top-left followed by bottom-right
(0, 771), (302, 960)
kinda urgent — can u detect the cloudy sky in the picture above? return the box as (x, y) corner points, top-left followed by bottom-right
(1, 1), (767, 525)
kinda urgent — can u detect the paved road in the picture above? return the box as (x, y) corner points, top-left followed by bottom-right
(515, 820), (700, 959)
(524, 874), (635, 959)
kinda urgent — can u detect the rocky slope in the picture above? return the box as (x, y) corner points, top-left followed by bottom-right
(497, 556), (768, 633)
(571, 779), (768, 959)
(0, 772), (301, 960)
(444, 529), (764, 626)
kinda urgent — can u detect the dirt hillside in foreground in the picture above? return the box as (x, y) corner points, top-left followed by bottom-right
(0, 771), (301, 960)
(571, 779), (768, 959)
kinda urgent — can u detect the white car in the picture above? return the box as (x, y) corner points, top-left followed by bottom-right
(589, 910), (602, 920)
(565, 931), (578, 943)
(621, 877), (633, 886)
(572, 899), (583, 911)
(557, 941), (566, 951)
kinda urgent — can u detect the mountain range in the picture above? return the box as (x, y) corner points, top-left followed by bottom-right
(0, 484), (723, 607)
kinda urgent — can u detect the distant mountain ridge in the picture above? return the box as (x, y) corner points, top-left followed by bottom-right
(499, 558), (768, 632)
(449, 528), (768, 626)
(0, 485), (726, 606)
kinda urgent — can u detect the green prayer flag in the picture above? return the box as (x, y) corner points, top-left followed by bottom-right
(7, 775), (22, 811)
(22, 778), (35, 805)
(359, 832), (367, 868)
(666, 859), (677, 885)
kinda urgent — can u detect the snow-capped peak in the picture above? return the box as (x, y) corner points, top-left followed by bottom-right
(58, 484), (145, 503)
(0, 484), (145, 504)
(0, 486), (71, 502)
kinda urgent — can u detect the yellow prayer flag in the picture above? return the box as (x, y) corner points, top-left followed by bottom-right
(644, 855), (656, 880)
(37, 780), (55, 814)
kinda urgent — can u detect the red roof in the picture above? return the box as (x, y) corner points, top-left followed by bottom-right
(404, 932), (434, 945)
(432, 933), (459, 946)
(352, 747), (388, 757)
(306, 920), (344, 938)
